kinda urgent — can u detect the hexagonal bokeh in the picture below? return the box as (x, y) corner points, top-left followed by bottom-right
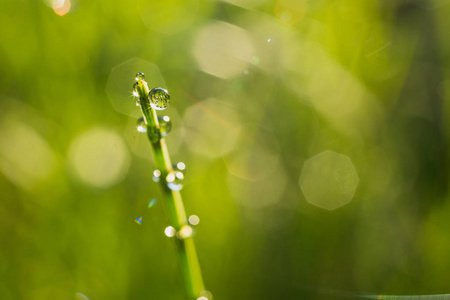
(192, 21), (254, 79)
(106, 58), (166, 118)
(183, 98), (241, 158)
(299, 150), (359, 210)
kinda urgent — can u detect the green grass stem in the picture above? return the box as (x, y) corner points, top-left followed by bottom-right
(135, 75), (205, 300)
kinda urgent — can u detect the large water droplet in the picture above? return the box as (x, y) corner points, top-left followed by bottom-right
(166, 171), (184, 191)
(153, 169), (161, 182)
(149, 87), (170, 110)
(135, 216), (143, 225)
(135, 72), (145, 81)
(177, 225), (193, 239)
(137, 117), (147, 133)
(188, 215), (200, 226)
(158, 115), (172, 137)
(148, 198), (157, 208)
(165, 226), (176, 237)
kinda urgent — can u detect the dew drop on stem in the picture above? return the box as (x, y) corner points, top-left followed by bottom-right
(153, 169), (161, 182)
(166, 171), (184, 191)
(135, 72), (145, 81)
(158, 115), (172, 137)
(136, 117), (147, 133)
(132, 82), (139, 98)
(177, 225), (194, 239)
(149, 87), (170, 110)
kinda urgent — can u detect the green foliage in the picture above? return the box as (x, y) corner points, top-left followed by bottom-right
(1, 0), (450, 299)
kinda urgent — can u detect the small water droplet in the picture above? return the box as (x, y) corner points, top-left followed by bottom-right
(243, 69), (249, 75)
(132, 82), (139, 98)
(137, 117), (147, 133)
(267, 38), (271, 43)
(153, 169), (161, 182)
(158, 115), (172, 137)
(166, 171), (184, 191)
(176, 162), (186, 171)
(165, 226), (176, 237)
(198, 290), (213, 300)
(135, 72), (145, 81)
(177, 225), (193, 239)
(148, 198), (157, 208)
(188, 215), (200, 226)
(135, 216), (143, 225)
(149, 87), (170, 110)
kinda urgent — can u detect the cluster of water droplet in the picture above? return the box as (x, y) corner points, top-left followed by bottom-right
(133, 73), (170, 110)
(133, 73), (173, 142)
(166, 162), (186, 191)
(163, 216), (200, 239)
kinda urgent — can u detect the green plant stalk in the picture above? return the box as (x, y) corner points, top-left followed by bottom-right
(135, 78), (205, 299)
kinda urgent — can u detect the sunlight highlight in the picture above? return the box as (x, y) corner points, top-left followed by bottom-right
(52, 0), (71, 16)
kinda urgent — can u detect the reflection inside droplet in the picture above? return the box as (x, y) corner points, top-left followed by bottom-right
(188, 215), (200, 226)
(165, 226), (176, 237)
(149, 87), (170, 110)
(135, 217), (143, 225)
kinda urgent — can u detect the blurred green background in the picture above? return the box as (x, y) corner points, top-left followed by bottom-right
(2, 0), (450, 299)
